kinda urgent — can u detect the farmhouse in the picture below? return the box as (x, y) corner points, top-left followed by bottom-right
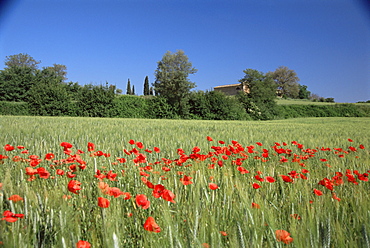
(213, 83), (249, 96)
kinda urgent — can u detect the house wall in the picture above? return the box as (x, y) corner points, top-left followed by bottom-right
(214, 84), (249, 96)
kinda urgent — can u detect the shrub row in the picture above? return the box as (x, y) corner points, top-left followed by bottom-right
(1, 98), (369, 119)
(276, 104), (370, 119)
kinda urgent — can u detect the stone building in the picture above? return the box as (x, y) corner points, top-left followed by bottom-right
(213, 83), (249, 96)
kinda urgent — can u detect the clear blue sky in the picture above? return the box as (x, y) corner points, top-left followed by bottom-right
(1, 0), (369, 102)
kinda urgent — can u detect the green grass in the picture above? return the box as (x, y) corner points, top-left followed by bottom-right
(276, 98), (370, 105)
(0, 116), (369, 247)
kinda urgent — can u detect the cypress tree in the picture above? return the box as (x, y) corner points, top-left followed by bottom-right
(143, 76), (150, 95)
(126, 79), (131, 95)
(132, 85), (135, 95)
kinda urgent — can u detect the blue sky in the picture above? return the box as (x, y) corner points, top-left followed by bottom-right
(0, 0), (369, 103)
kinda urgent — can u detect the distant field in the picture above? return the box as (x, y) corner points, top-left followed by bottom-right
(276, 98), (369, 105)
(0, 116), (369, 247)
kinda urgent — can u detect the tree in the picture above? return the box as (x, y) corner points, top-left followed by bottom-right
(45, 64), (68, 81)
(27, 68), (71, 116)
(143, 76), (150, 95)
(268, 66), (300, 98)
(126, 79), (132, 95)
(238, 69), (277, 120)
(77, 83), (115, 117)
(298, 84), (311, 99)
(0, 53), (40, 101)
(132, 85), (135, 95)
(5, 53), (40, 70)
(0, 66), (36, 101)
(153, 50), (197, 115)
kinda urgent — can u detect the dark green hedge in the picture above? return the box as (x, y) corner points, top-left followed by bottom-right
(1, 99), (369, 120)
(0, 101), (29, 116)
(276, 104), (370, 119)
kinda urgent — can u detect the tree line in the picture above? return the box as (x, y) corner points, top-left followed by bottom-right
(1, 51), (356, 120)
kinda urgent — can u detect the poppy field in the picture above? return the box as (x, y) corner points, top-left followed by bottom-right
(0, 116), (369, 247)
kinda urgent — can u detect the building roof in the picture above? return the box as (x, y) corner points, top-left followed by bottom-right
(214, 83), (241, 88)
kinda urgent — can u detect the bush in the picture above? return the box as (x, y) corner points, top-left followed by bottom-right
(276, 104), (370, 119)
(110, 95), (149, 118)
(188, 91), (249, 120)
(146, 97), (177, 119)
(0, 101), (29, 115)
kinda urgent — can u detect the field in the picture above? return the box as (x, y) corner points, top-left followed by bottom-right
(276, 98), (370, 105)
(0, 116), (369, 247)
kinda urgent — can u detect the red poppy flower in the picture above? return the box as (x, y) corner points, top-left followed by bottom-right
(37, 167), (50, 179)
(256, 142), (263, 146)
(129, 139), (135, 145)
(237, 166), (249, 174)
(280, 175), (293, 183)
(220, 231), (228, 236)
(87, 142), (95, 152)
(154, 147), (161, 153)
(251, 202), (260, 209)
(136, 142), (144, 149)
(76, 240), (91, 248)
(2, 210), (24, 223)
(275, 230), (293, 244)
(209, 183), (219, 190)
(107, 187), (123, 198)
(44, 153), (55, 160)
(135, 194), (150, 209)
(97, 197), (110, 208)
(265, 176), (276, 183)
(56, 169), (64, 176)
(254, 175), (264, 182)
(25, 167), (38, 176)
(143, 216), (161, 233)
(180, 175), (193, 185)
(313, 189), (323, 196)
(4, 144), (15, 151)
(332, 193), (341, 201)
(162, 189), (176, 203)
(122, 192), (131, 200)
(152, 184), (165, 198)
(8, 195), (23, 202)
(348, 138), (353, 142)
(206, 136), (213, 141)
(60, 142), (73, 149)
(290, 214), (301, 220)
(68, 180), (81, 194)
(252, 183), (261, 189)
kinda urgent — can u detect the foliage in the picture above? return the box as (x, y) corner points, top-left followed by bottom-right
(276, 104), (370, 118)
(188, 91), (249, 120)
(27, 68), (73, 116)
(126, 79), (132, 95)
(110, 95), (149, 118)
(0, 66), (37, 101)
(0, 101), (29, 115)
(0, 116), (369, 247)
(238, 69), (278, 120)
(143, 76), (150, 96)
(298, 84), (311, 99)
(268, 66), (300, 98)
(76, 83), (116, 117)
(5, 53), (40, 70)
(146, 96), (177, 119)
(153, 50), (197, 115)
